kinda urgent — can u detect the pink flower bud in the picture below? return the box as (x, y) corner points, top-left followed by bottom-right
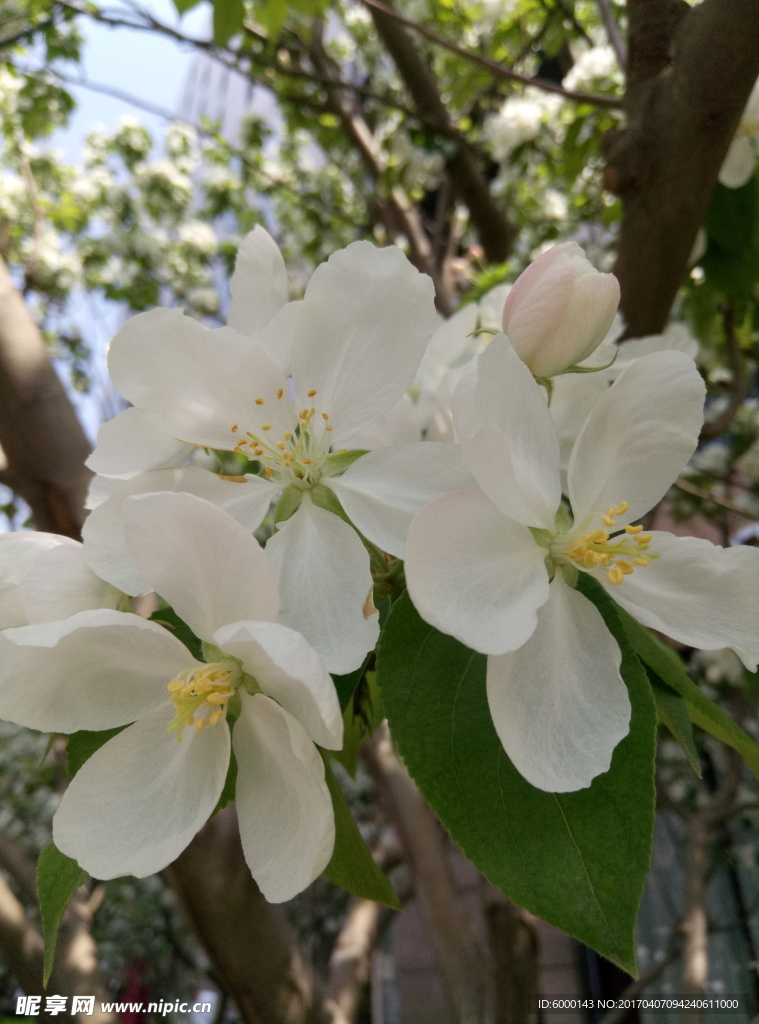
(501, 242), (620, 378)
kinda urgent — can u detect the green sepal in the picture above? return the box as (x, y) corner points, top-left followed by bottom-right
(332, 671), (385, 779)
(332, 657), (370, 713)
(310, 483), (351, 523)
(562, 351), (618, 374)
(67, 728), (125, 776)
(37, 844), (90, 987)
(274, 485), (303, 524)
(617, 603), (759, 779)
(320, 449), (368, 478)
(649, 673), (702, 777)
(201, 641), (227, 664)
(321, 754), (400, 908)
(377, 590), (656, 975)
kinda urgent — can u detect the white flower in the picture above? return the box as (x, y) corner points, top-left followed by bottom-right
(719, 80), (759, 188)
(550, 319), (700, 478)
(562, 46), (619, 92)
(85, 231), (474, 673)
(0, 493), (341, 900)
(500, 242), (620, 378)
(177, 220), (218, 256)
(405, 337), (759, 792)
(484, 96), (544, 161)
(0, 532), (120, 630)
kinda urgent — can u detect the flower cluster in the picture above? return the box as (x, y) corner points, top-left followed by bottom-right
(1, 233), (757, 901)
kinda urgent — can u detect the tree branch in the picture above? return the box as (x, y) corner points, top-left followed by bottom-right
(366, 0), (515, 264)
(608, 0), (759, 337)
(362, 723), (493, 1024)
(360, 0), (621, 109)
(167, 805), (327, 1024)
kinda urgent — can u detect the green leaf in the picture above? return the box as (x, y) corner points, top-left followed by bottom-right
(67, 728), (124, 776)
(322, 755), (400, 908)
(705, 177), (757, 253)
(255, 0), (288, 37)
(320, 449), (368, 478)
(332, 657), (370, 713)
(377, 590), (656, 974)
(649, 673), (702, 777)
(37, 844), (89, 987)
(173, 0), (204, 12)
(333, 671), (385, 779)
(150, 606), (203, 660)
(213, 0), (245, 45)
(617, 604), (759, 780)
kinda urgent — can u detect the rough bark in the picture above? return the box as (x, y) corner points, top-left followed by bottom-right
(0, 256), (92, 536)
(482, 887), (540, 1024)
(363, 724), (493, 1024)
(367, 0), (515, 264)
(166, 806), (327, 1024)
(607, 0), (759, 337)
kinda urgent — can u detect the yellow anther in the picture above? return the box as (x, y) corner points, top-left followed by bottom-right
(636, 533), (653, 545)
(583, 550), (597, 567)
(255, 398), (265, 405)
(195, 719), (206, 732)
(601, 513), (616, 527)
(187, 715), (195, 726)
(209, 709), (224, 726)
(261, 423), (272, 431)
(299, 409), (309, 419)
(616, 559), (634, 575)
(613, 501), (629, 515)
(254, 448), (264, 457)
(276, 442), (286, 450)
(625, 524), (643, 535)
(276, 388), (284, 399)
(326, 425), (333, 431)
(283, 431), (292, 440)
(231, 424), (238, 432)
(607, 566), (624, 585)
(302, 458), (312, 465)
(322, 412), (329, 420)
(633, 557), (650, 567)
(307, 389), (318, 397)
(167, 679), (184, 693)
(265, 466), (272, 478)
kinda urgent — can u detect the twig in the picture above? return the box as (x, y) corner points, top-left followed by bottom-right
(673, 479), (756, 519)
(596, 0), (627, 68)
(360, 0), (622, 109)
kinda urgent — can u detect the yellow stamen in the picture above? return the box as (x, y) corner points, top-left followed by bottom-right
(307, 389), (318, 397)
(231, 424), (238, 432)
(283, 431), (292, 440)
(276, 388), (284, 399)
(607, 566), (624, 585)
(625, 524), (643, 535)
(255, 398), (265, 405)
(322, 412), (329, 420)
(261, 423), (272, 431)
(326, 425), (333, 431)
(265, 466), (272, 478)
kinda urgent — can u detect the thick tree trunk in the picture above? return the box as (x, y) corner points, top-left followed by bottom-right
(0, 257), (92, 536)
(167, 806), (327, 1024)
(608, 0), (759, 337)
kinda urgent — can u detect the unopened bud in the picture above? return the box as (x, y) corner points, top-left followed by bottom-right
(501, 242), (620, 378)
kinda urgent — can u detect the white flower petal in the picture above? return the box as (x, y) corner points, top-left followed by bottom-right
(719, 136), (756, 189)
(227, 226), (289, 335)
(54, 704), (229, 878)
(123, 491), (280, 641)
(265, 497), (379, 675)
(607, 531), (759, 669)
(82, 467), (281, 595)
(326, 442), (476, 558)
(108, 307), (291, 451)
(213, 620), (342, 749)
(405, 490), (550, 655)
(339, 393), (422, 450)
(487, 575), (631, 792)
(20, 543), (120, 624)
(233, 693), (334, 902)
(568, 351), (705, 528)
(290, 242), (437, 445)
(86, 474), (121, 511)
(253, 299), (302, 376)
(86, 408), (194, 478)
(0, 532), (75, 629)
(454, 336), (561, 529)
(0, 609), (196, 732)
